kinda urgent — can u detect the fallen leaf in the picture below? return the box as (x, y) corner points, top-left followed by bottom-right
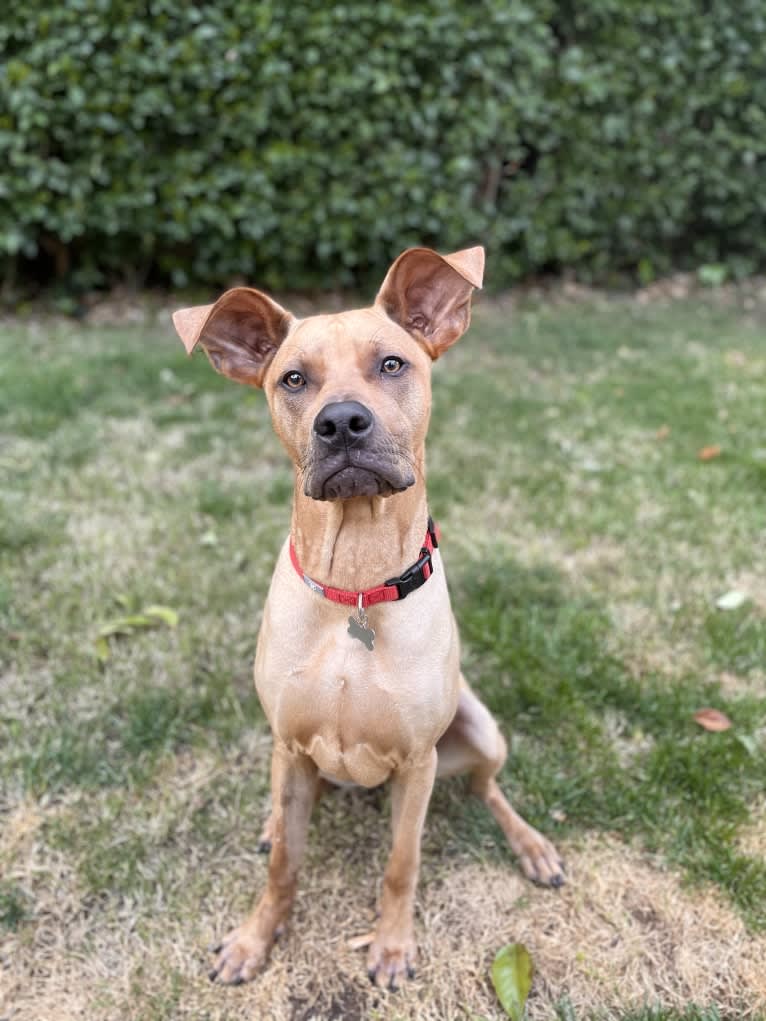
(716, 590), (747, 610)
(347, 931), (375, 951)
(97, 614), (161, 637)
(143, 605), (179, 628)
(94, 636), (111, 662)
(698, 444), (721, 461)
(693, 708), (732, 732)
(550, 808), (567, 823)
(736, 734), (757, 757)
(655, 425), (670, 440)
(94, 604), (179, 658)
(491, 943), (533, 1021)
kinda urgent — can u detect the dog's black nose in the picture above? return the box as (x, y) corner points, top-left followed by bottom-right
(313, 401), (374, 446)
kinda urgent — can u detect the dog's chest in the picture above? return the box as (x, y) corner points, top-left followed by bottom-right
(262, 642), (450, 786)
(254, 546), (460, 786)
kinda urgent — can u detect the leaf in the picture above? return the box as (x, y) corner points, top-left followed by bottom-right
(697, 263), (728, 287)
(655, 425), (670, 440)
(693, 708), (733, 732)
(715, 590), (747, 610)
(491, 943), (534, 1020)
(143, 605), (179, 628)
(698, 444), (722, 461)
(96, 614), (159, 637)
(94, 636), (111, 662)
(93, 604), (178, 657)
(736, 733), (757, 757)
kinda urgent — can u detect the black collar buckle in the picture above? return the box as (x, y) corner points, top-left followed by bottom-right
(385, 548), (432, 600)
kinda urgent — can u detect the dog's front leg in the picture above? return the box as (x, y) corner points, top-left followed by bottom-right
(210, 743), (319, 984)
(367, 748), (437, 989)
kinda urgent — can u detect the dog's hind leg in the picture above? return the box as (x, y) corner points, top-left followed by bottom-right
(209, 743), (319, 984)
(437, 682), (564, 887)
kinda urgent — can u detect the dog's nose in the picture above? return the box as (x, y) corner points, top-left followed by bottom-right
(313, 400), (374, 446)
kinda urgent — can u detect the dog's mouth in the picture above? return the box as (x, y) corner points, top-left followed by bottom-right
(304, 451), (416, 501)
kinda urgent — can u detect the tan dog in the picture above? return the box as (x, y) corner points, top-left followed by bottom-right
(172, 246), (564, 990)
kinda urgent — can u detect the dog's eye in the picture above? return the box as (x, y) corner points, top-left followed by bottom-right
(282, 370), (306, 390)
(381, 356), (404, 375)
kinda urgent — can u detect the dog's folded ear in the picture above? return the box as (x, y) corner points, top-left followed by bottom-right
(172, 288), (295, 388)
(375, 246), (484, 359)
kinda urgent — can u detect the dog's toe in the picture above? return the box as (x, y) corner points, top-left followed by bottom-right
(366, 932), (417, 991)
(208, 924), (271, 985)
(517, 833), (565, 888)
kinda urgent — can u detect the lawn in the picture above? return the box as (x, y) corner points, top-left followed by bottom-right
(1, 286), (765, 1021)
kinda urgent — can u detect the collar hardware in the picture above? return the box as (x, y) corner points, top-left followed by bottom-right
(289, 516), (440, 609)
(385, 547), (432, 599)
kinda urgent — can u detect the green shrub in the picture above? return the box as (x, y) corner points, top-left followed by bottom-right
(1, 1), (764, 291)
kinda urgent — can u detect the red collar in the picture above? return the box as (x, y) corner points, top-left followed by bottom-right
(289, 518), (440, 610)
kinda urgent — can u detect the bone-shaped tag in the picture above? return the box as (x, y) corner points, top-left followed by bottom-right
(347, 615), (375, 651)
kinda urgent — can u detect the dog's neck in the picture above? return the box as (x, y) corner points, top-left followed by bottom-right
(290, 458), (429, 592)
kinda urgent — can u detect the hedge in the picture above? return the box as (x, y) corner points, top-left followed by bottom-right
(1, 0), (765, 291)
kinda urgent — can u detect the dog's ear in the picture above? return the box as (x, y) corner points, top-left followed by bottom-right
(172, 288), (294, 387)
(375, 246), (484, 359)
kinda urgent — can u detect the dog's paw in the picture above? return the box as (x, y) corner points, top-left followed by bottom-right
(208, 924), (274, 985)
(366, 930), (417, 990)
(516, 831), (565, 888)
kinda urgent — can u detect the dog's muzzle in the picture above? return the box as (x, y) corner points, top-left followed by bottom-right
(304, 400), (416, 501)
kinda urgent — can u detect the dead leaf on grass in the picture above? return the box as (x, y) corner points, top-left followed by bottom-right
(655, 425), (670, 440)
(698, 445), (722, 461)
(693, 708), (733, 732)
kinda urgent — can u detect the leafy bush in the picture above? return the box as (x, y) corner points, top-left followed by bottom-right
(1, 0), (764, 291)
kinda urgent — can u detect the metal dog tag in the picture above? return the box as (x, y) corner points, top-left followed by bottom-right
(348, 595), (375, 651)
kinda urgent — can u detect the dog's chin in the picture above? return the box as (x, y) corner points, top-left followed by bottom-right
(305, 464), (415, 502)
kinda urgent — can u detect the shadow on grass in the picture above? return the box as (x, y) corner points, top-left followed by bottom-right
(439, 555), (766, 929)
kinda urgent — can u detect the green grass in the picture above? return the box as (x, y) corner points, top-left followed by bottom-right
(0, 880), (29, 930)
(1, 293), (765, 1019)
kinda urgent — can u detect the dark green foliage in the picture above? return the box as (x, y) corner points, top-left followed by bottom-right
(2, 1), (765, 291)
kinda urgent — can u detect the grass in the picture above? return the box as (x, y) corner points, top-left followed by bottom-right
(1, 288), (765, 1020)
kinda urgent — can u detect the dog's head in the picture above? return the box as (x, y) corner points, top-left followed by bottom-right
(172, 247), (484, 501)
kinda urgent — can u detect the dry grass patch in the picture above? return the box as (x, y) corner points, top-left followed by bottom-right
(3, 829), (765, 1021)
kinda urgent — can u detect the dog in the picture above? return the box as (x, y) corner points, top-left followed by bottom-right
(172, 245), (564, 989)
